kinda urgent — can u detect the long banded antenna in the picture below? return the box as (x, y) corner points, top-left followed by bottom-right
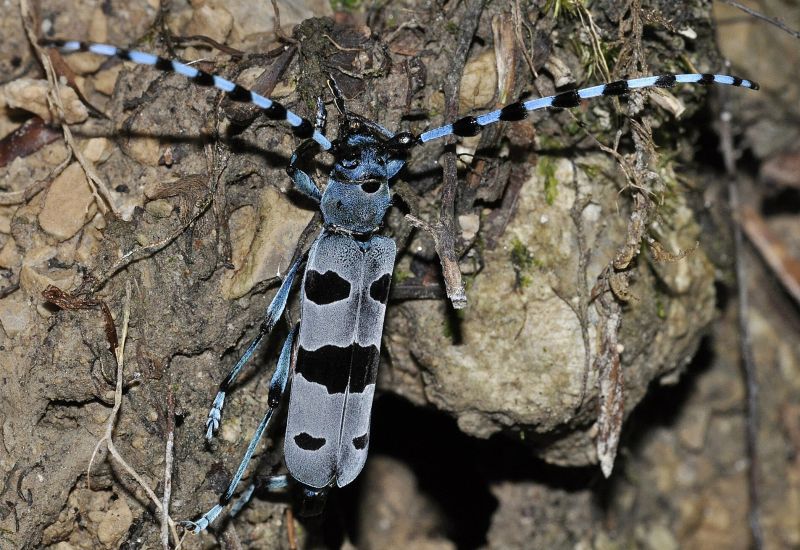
(42, 39), (333, 151)
(417, 73), (759, 144)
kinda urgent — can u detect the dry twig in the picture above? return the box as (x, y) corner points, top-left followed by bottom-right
(89, 187), (213, 292)
(0, 153), (71, 206)
(719, 0), (800, 40)
(85, 282), (183, 547)
(161, 387), (176, 550)
(718, 65), (764, 550)
(739, 207), (800, 303)
(19, 0), (118, 217)
(407, 0), (486, 309)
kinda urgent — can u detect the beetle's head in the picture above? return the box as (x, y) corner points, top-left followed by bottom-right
(328, 114), (416, 183)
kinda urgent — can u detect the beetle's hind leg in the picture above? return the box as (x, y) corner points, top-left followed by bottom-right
(205, 256), (303, 440)
(184, 325), (298, 533)
(229, 475), (290, 518)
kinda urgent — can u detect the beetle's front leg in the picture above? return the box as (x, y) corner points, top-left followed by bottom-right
(284, 97), (327, 203)
(286, 140), (323, 203)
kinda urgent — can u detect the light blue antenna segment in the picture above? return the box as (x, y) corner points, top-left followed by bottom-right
(128, 50), (158, 66)
(171, 62), (199, 78)
(675, 74), (702, 84)
(251, 93), (273, 109)
(314, 131), (332, 150)
(213, 75), (236, 92)
(419, 124), (454, 143)
(87, 43), (118, 57)
(627, 76), (660, 89)
(286, 112), (303, 127)
(61, 40), (82, 52)
(477, 111), (501, 125)
(709, 74), (734, 85)
(523, 96), (556, 111)
(578, 84), (606, 99)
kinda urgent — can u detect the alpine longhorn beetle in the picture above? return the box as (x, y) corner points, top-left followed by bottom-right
(42, 33), (759, 533)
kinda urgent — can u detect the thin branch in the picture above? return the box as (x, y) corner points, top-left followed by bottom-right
(221, 524), (244, 550)
(285, 507), (298, 550)
(740, 206), (800, 303)
(20, 0), (119, 217)
(719, 0), (800, 40)
(270, 0), (297, 44)
(85, 281), (182, 546)
(89, 189), (213, 292)
(161, 387), (176, 550)
(426, 0), (486, 309)
(0, 153), (71, 206)
(718, 64), (764, 550)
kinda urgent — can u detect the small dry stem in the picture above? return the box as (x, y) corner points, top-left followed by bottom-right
(85, 282), (184, 547)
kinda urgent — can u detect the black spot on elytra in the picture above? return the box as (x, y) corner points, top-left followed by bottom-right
(294, 432), (326, 451)
(296, 344), (379, 394)
(304, 270), (351, 305)
(369, 274), (391, 304)
(353, 433), (368, 450)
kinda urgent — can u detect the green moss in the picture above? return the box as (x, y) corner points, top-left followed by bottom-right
(538, 157), (559, 206)
(510, 237), (536, 290)
(511, 238), (534, 270)
(442, 309), (465, 339)
(576, 161), (602, 179)
(564, 118), (583, 136)
(393, 269), (412, 285)
(330, 0), (362, 11)
(656, 298), (667, 320)
(544, 0), (585, 18)
(536, 134), (566, 151)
